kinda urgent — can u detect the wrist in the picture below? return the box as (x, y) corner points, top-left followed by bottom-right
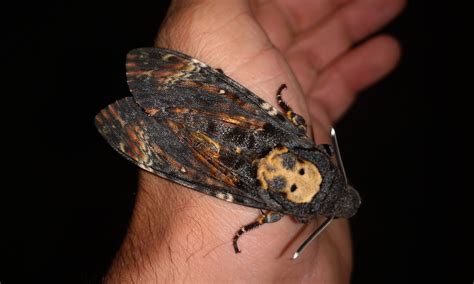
(105, 171), (352, 283)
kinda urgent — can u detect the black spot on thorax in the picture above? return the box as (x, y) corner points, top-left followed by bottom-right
(290, 184), (297, 192)
(267, 176), (287, 191)
(280, 153), (296, 170)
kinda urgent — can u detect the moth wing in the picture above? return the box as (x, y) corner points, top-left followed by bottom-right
(95, 97), (269, 209)
(125, 47), (313, 145)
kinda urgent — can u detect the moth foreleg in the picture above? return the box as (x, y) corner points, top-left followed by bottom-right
(276, 84), (307, 133)
(233, 211), (283, 253)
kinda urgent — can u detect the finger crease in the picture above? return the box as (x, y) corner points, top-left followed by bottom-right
(273, 0), (296, 38)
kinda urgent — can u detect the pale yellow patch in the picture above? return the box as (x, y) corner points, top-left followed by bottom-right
(216, 192), (234, 202)
(256, 147), (322, 204)
(191, 58), (207, 67)
(268, 108), (278, 116)
(119, 142), (126, 152)
(260, 102), (272, 110)
(162, 54), (175, 61)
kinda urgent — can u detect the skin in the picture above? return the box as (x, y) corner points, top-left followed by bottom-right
(105, 0), (405, 283)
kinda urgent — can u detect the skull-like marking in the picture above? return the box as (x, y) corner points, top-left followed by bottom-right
(257, 147), (322, 203)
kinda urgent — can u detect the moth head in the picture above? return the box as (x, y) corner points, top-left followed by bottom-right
(331, 181), (361, 218)
(309, 142), (361, 219)
(257, 147), (322, 204)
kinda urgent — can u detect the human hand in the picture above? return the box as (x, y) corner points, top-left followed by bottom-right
(106, 0), (404, 283)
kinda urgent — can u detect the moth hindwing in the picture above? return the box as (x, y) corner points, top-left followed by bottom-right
(95, 47), (361, 256)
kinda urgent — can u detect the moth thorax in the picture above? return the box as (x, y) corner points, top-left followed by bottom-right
(256, 147), (322, 203)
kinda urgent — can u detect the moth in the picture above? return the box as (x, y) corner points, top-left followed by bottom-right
(95, 48), (361, 259)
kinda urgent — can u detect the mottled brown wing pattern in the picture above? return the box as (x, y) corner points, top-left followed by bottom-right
(125, 48), (313, 144)
(107, 47), (322, 210)
(95, 97), (269, 209)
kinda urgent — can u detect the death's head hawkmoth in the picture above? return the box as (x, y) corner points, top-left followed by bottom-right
(95, 48), (361, 259)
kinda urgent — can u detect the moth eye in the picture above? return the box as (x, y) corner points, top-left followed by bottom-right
(290, 184), (298, 192)
(299, 169), (305, 175)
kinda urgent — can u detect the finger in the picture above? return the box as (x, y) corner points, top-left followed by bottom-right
(276, 0), (350, 32)
(287, 0), (406, 92)
(307, 35), (401, 122)
(251, 0), (349, 51)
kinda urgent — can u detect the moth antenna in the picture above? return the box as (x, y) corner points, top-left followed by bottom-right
(292, 216), (334, 260)
(331, 128), (348, 185)
(292, 128), (348, 259)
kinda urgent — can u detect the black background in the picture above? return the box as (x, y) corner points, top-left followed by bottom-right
(3, 1), (471, 283)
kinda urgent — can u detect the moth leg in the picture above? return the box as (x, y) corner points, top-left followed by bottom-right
(233, 211), (283, 253)
(276, 84), (307, 133)
(216, 68), (225, 74)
